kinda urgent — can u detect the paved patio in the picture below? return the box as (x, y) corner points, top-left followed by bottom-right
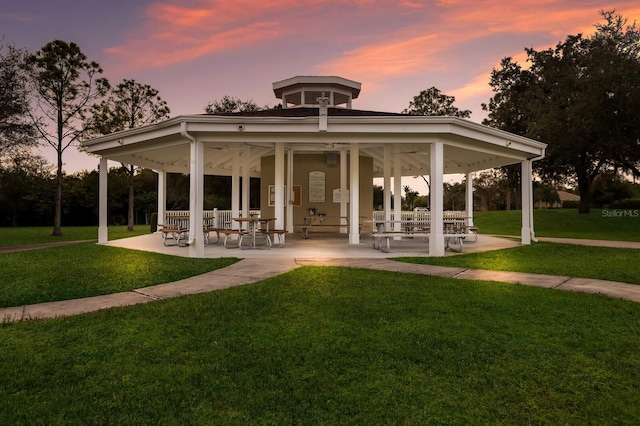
(103, 231), (521, 259)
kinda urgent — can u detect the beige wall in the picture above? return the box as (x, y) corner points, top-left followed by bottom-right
(261, 153), (373, 231)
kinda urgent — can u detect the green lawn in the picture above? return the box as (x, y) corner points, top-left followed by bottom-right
(398, 241), (640, 285)
(396, 209), (640, 284)
(0, 243), (238, 308)
(474, 209), (640, 241)
(2, 266), (639, 424)
(0, 225), (149, 246)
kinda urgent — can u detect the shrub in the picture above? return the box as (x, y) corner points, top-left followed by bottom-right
(562, 200), (580, 209)
(150, 212), (158, 233)
(610, 198), (640, 209)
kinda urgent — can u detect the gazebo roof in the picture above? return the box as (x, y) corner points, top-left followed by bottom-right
(82, 108), (546, 178)
(272, 76), (361, 100)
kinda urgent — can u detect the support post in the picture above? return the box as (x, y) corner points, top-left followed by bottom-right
(286, 148), (294, 233)
(429, 142), (445, 256)
(393, 146), (402, 236)
(384, 145), (392, 228)
(340, 149), (348, 233)
(242, 144), (250, 217)
(156, 169), (166, 229)
(466, 171), (474, 227)
(188, 138), (204, 257)
(275, 142), (285, 230)
(349, 143), (360, 244)
(98, 157), (108, 243)
(521, 160), (532, 245)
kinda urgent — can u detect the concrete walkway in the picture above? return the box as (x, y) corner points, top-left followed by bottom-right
(2, 237), (639, 322)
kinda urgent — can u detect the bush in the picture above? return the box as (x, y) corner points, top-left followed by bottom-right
(610, 198), (640, 209)
(150, 212), (158, 233)
(562, 200), (580, 209)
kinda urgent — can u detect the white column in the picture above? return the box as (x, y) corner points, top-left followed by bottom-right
(156, 169), (166, 229)
(383, 145), (392, 228)
(231, 149), (241, 227)
(429, 142), (445, 256)
(349, 143), (360, 244)
(275, 142), (285, 230)
(393, 146), (402, 234)
(340, 149), (348, 233)
(465, 172), (474, 227)
(285, 148), (294, 233)
(98, 157), (108, 243)
(242, 144), (250, 216)
(188, 139), (204, 257)
(521, 160), (532, 244)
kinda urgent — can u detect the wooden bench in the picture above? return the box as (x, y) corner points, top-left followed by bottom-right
(203, 227), (228, 246)
(158, 224), (188, 246)
(218, 229), (249, 249)
(371, 230), (472, 253)
(462, 226), (478, 243)
(301, 217), (362, 239)
(371, 231), (430, 253)
(259, 229), (287, 247)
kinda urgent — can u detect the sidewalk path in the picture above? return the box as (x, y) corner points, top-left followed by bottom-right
(536, 237), (640, 249)
(1, 238), (639, 322)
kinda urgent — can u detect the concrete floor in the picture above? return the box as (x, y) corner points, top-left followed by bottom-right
(103, 231), (522, 259)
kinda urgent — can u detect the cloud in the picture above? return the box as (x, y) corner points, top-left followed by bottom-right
(318, 1), (640, 96)
(105, 0), (306, 69)
(104, 0), (447, 70)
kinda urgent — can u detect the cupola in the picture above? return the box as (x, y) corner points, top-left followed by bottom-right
(272, 76), (361, 109)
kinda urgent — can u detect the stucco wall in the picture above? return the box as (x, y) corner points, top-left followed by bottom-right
(261, 153), (373, 231)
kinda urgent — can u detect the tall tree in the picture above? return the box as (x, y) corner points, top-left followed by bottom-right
(483, 11), (640, 213)
(25, 40), (109, 235)
(404, 87), (471, 199)
(0, 41), (35, 153)
(205, 95), (263, 113)
(88, 79), (170, 231)
(403, 86), (471, 118)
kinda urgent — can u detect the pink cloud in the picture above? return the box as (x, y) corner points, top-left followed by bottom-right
(105, 0), (309, 69)
(105, 0), (443, 70)
(318, 1), (640, 93)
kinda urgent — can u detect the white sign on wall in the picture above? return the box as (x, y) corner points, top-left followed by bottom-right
(333, 188), (349, 203)
(308, 171), (325, 203)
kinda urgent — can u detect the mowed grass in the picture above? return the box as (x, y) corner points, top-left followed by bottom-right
(474, 209), (640, 241)
(398, 242), (640, 285)
(2, 267), (640, 424)
(0, 225), (149, 246)
(0, 243), (238, 308)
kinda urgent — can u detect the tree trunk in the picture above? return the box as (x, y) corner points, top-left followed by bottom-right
(127, 164), (135, 231)
(577, 175), (591, 214)
(52, 148), (63, 236)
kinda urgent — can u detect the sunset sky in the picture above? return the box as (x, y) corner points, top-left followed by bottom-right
(2, 0), (640, 180)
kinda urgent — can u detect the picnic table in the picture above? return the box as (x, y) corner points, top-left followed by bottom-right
(301, 215), (361, 238)
(228, 217), (284, 249)
(368, 218), (478, 253)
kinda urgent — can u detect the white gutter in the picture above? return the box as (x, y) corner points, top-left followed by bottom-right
(180, 121), (198, 248)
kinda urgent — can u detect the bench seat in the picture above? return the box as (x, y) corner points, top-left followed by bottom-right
(158, 224), (188, 246)
(218, 229), (248, 249)
(371, 231), (430, 253)
(203, 227), (228, 246)
(371, 231), (473, 253)
(259, 229), (287, 247)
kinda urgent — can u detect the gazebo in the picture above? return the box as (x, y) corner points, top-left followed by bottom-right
(82, 76), (546, 257)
